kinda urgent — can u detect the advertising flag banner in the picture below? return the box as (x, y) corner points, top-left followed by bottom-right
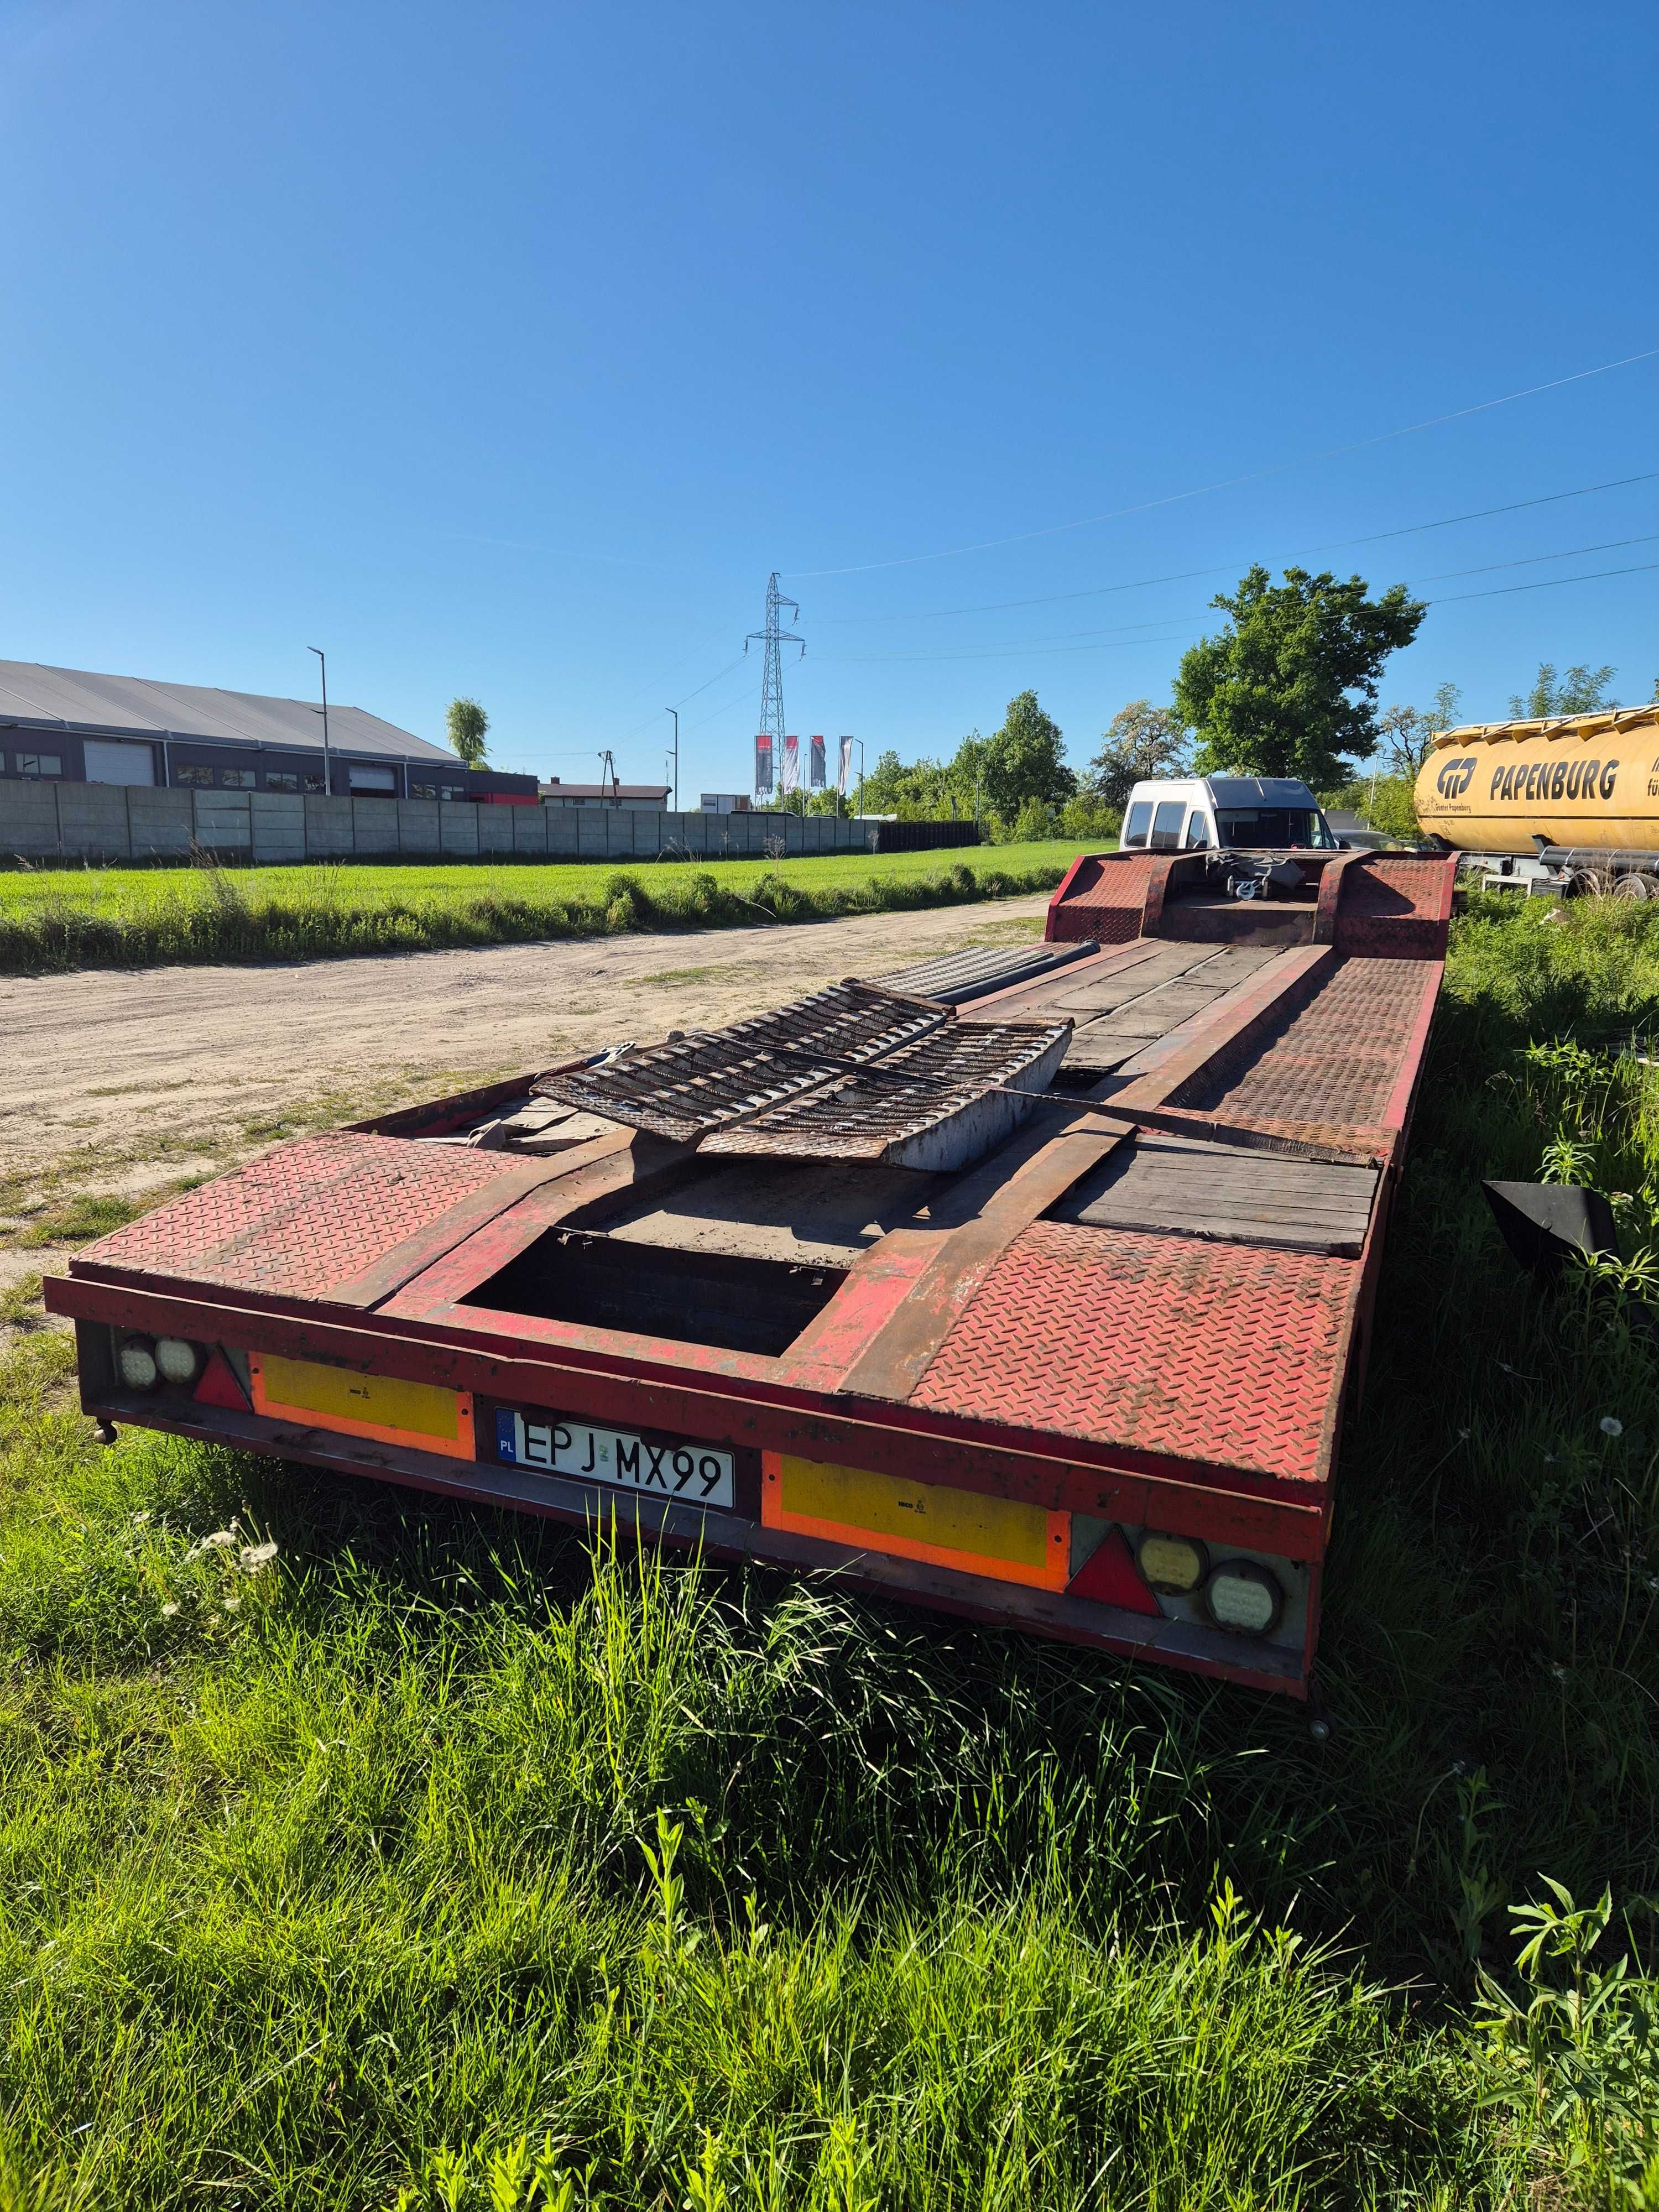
(809, 735), (826, 789)
(836, 736), (854, 796)
(753, 735), (773, 796)
(781, 734), (800, 795)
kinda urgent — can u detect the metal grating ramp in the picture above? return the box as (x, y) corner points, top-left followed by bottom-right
(534, 980), (950, 1145)
(878, 938), (1098, 1005)
(700, 1018), (1072, 1170)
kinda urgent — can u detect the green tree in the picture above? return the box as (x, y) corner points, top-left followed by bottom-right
(1173, 566), (1426, 788)
(445, 697), (489, 768)
(1507, 663), (1618, 718)
(1085, 700), (1192, 807)
(1375, 681), (1461, 777)
(981, 691), (1076, 817)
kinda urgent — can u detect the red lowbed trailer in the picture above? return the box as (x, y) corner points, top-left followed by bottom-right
(46, 847), (1455, 1701)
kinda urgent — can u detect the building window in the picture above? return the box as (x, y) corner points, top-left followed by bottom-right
(305, 773), (328, 793)
(264, 772), (299, 792)
(441, 785), (467, 801)
(14, 753), (63, 778)
(409, 780), (437, 800)
(219, 768), (255, 790)
(176, 765), (214, 787)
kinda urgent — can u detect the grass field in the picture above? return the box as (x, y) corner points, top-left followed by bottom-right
(3, 893), (1659, 2206)
(0, 844), (1089, 974)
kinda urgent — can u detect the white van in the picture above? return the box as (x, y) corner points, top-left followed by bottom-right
(1119, 774), (1344, 854)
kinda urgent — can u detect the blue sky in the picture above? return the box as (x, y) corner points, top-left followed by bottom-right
(3, 0), (1656, 796)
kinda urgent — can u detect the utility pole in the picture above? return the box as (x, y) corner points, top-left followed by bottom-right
(664, 707), (678, 812)
(307, 646), (333, 796)
(745, 572), (804, 804)
(597, 749), (620, 806)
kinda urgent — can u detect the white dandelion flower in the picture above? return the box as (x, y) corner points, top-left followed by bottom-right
(1600, 1417), (1624, 1437)
(186, 1528), (239, 1561)
(222, 1595), (241, 1613)
(238, 1541), (278, 1574)
(160, 1601), (179, 1618)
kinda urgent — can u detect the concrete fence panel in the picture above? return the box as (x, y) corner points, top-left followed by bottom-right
(249, 792), (307, 865)
(398, 801), (442, 855)
(512, 807), (551, 857)
(352, 799), (399, 857)
(439, 806), (481, 859)
(192, 795), (255, 854)
(303, 795), (357, 858)
(54, 784), (136, 862)
(0, 784), (69, 859)
(3, 782), (933, 868)
(128, 788), (195, 859)
(477, 807), (515, 857)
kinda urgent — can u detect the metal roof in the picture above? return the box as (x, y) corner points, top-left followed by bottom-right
(0, 660), (457, 763)
(541, 787), (670, 800)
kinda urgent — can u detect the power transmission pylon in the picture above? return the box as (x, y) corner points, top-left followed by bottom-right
(745, 572), (804, 802)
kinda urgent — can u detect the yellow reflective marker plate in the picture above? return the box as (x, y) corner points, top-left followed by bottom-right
(250, 1353), (474, 1460)
(762, 1451), (1068, 1590)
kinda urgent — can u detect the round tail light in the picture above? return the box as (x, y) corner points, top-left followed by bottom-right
(1203, 1559), (1285, 1638)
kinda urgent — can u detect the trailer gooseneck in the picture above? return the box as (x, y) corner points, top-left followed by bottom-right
(46, 845), (1455, 1700)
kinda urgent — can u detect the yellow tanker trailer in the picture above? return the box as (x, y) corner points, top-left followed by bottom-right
(1415, 706), (1659, 896)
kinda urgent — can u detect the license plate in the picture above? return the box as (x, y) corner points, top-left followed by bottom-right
(494, 1409), (735, 1508)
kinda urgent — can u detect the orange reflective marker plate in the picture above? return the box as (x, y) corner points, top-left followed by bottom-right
(250, 1353), (474, 1459)
(763, 1450), (1068, 1590)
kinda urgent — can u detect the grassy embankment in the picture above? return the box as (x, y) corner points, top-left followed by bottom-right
(2, 893), (1659, 2206)
(0, 843), (1090, 974)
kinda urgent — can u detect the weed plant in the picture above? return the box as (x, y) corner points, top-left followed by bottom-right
(1, 893), (1658, 2204)
(0, 846), (1088, 976)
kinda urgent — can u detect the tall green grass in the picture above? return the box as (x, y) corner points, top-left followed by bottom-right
(0, 846), (1088, 975)
(3, 890), (1659, 2204)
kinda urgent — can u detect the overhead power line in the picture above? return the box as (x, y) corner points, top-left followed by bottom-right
(811, 470), (1659, 627)
(786, 346), (1659, 578)
(817, 538), (1659, 666)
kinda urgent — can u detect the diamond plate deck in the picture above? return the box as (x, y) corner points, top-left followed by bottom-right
(74, 1133), (533, 1300)
(1172, 956), (1433, 1128)
(909, 1220), (1352, 1482)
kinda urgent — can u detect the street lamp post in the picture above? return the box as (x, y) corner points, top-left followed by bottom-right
(664, 708), (678, 812)
(307, 647), (333, 797)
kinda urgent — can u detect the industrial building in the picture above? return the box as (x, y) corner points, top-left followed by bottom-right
(0, 660), (536, 801)
(539, 777), (672, 810)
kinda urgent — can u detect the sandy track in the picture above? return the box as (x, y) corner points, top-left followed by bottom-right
(0, 897), (1050, 1193)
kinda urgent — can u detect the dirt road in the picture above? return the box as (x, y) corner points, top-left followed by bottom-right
(1, 898), (1050, 1204)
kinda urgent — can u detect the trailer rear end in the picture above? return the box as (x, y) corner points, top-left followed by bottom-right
(46, 845), (1455, 1700)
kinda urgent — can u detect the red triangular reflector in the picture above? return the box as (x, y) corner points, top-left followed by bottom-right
(1065, 1525), (1162, 1615)
(194, 1347), (251, 1412)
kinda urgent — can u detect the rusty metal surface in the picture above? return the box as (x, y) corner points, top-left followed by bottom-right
(535, 979), (948, 1143)
(697, 1018), (1071, 1161)
(910, 1220), (1354, 1483)
(1333, 854), (1457, 960)
(1171, 956), (1436, 1128)
(72, 1133), (533, 1299)
(1044, 852), (1160, 944)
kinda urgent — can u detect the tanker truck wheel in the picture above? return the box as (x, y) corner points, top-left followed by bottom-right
(1568, 867), (1614, 898)
(1611, 872), (1659, 901)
